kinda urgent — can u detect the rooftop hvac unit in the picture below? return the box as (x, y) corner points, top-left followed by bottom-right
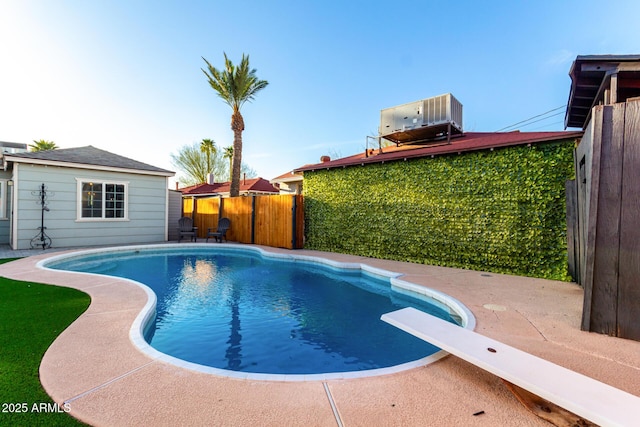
(379, 93), (463, 144)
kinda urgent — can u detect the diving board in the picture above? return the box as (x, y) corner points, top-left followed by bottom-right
(381, 307), (640, 427)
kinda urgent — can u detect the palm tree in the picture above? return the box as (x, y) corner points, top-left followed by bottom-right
(171, 142), (221, 186)
(201, 53), (268, 197)
(200, 138), (217, 178)
(29, 139), (58, 151)
(223, 146), (233, 181)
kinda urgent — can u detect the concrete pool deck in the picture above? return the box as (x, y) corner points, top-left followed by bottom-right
(1, 244), (639, 426)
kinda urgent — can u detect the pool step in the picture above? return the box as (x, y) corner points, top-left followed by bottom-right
(381, 307), (640, 427)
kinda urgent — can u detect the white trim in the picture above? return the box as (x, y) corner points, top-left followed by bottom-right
(75, 218), (131, 223)
(75, 178), (130, 221)
(271, 175), (303, 184)
(0, 180), (7, 219)
(164, 179), (169, 241)
(4, 156), (174, 177)
(11, 165), (18, 249)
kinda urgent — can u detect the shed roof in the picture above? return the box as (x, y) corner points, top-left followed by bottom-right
(294, 131), (583, 172)
(4, 145), (174, 176)
(565, 55), (640, 129)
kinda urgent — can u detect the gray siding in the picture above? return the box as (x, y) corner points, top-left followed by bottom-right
(167, 189), (183, 241)
(0, 170), (12, 244)
(13, 164), (169, 249)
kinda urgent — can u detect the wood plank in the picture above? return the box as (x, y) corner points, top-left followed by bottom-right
(618, 100), (640, 340)
(193, 197), (219, 238)
(382, 307), (640, 427)
(589, 103), (624, 335)
(182, 197), (194, 217)
(610, 73), (618, 104)
(294, 195), (304, 249)
(581, 106), (603, 331)
(575, 131), (591, 289)
(565, 179), (578, 282)
(221, 196), (253, 243)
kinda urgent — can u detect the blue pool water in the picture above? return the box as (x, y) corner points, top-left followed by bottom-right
(48, 247), (460, 375)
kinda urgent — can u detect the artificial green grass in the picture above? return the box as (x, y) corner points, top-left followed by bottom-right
(0, 267), (90, 426)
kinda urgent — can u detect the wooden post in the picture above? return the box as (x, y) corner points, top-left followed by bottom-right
(582, 105), (622, 335)
(250, 196), (256, 244)
(291, 195), (297, 249)
(617, 100), (640, 339)
(610, 73), (618, 104)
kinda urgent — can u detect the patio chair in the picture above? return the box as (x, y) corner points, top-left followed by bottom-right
(206, 217), (231, 243)
(178, 216), (197, 242)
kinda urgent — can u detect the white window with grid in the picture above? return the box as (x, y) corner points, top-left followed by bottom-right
(76, 179), (129, 221)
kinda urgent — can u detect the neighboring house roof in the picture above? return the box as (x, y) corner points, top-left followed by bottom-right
(3, 145), (174, 176)
(271, 170), (303, 184)
(180, 177), (279, 196)
(295, 131), (584, 172)
(179, 183), (220, 196)
(0, 141), (28, 152)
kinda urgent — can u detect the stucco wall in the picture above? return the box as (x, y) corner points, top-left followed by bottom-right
(12, 163), (169, 249)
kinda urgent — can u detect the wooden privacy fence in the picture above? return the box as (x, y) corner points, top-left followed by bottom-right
(182, 195), (304, 249)
(567, 100), (640, 341)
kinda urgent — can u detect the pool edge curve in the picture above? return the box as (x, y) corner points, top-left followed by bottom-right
(38, 243), (476, 382)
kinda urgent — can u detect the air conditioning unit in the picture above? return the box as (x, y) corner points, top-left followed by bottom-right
(379, 93), (463, 144)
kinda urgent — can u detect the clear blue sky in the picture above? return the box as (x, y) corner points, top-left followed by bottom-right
(2, 1), (639, 184)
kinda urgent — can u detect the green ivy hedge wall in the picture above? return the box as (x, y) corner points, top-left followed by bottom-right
(303, 140), (576, 281)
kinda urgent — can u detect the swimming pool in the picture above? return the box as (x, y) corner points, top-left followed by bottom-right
(43, 244), (475, 380)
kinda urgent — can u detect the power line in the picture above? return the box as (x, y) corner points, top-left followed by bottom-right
(514, 111), (565, 129)
(495, 105), (566, 132)
(528, 120), (565, 131)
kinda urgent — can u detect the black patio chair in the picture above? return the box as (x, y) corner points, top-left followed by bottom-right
(206, 217), (231, 243)
(178, 216), (197, 242)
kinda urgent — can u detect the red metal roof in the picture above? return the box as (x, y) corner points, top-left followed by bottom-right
(179, 177), (279, 195)
(294, 131), (583, 172)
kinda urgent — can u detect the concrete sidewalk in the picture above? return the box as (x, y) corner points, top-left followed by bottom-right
(1, 244), (638, 426)
(0, 244), (65, 258)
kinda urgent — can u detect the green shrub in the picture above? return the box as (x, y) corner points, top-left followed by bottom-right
(304, 140), (575, 281)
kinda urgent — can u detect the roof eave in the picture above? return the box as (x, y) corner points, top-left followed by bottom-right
(3, 156), (175, 177)
(271, 175), (303, 183)
(181, 192), (221, 197)
(296, 132), (584, 172)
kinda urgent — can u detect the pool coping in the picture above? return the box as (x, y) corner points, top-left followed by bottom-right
(2, 244), (639, 426)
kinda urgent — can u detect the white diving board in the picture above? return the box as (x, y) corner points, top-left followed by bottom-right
(381, 307), (640, 427)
